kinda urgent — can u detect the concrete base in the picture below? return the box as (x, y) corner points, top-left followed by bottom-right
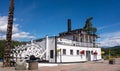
(15, 59), (26, 70)
(28, 61), (38, 70)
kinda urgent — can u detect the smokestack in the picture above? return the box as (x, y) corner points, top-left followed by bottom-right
(68, 19), (71, 32)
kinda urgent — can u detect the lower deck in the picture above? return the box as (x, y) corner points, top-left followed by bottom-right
(49, 44), (102, 63)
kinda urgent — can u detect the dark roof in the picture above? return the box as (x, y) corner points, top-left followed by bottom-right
(59, 28), (83, 36)
(59, 28), (99, 38)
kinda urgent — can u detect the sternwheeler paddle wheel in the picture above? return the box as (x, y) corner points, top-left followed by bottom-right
(13, 41), (47, 62)
(3, 0), (14, 67)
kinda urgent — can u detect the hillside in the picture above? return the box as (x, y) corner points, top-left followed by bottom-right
(0, 40), (27, 58)
(101, 46), (120, 58)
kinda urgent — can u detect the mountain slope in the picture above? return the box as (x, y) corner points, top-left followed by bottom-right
(101, 46), (120, 57)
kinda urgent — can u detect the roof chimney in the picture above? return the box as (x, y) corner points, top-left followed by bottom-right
(68, 19), (71, 32)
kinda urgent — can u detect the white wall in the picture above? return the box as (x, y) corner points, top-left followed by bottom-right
(56, 44), (101, 62)
(57, 44), (87, 62)
(47, 37), (56, 62)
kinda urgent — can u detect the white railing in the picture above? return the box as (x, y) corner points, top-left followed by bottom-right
(57, 38), (98, 48)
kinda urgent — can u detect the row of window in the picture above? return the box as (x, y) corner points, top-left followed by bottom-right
(50, 49), (81, 59)
(63, 49), (80, 55)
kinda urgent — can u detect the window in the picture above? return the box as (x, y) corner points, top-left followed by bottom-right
(63, 49), (66, 55)
(91, 51), (93, 55)
(70, 50), (73, 55)
(76, 50), (79, 55)
(50, 50), (54, 58)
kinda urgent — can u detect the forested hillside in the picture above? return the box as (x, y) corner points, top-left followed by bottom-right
(0, 40), (27, 57)
(101, 46), (120, 58)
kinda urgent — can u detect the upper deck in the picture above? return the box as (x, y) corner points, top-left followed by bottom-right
(57, 38), (98, 48)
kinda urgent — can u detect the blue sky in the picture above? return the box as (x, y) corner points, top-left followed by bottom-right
(0, 0), (120, 47)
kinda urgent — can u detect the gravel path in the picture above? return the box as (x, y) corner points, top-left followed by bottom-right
(0, 58), (120, 71)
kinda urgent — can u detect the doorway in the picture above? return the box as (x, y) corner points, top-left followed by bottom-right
(86, 51), (91, 61)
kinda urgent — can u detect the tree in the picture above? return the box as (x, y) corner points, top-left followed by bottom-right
(83, 17), (97, 47)
(0, 40), (27, 58)
(83, 17), (97, 35)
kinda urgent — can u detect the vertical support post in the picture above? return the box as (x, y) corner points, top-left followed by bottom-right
(60, 49), (62, 63)
(83, 34), (86, 47)
(55, 36), (57, 63)
(88, 35), (89, 47)
(91, 34), (93, 48)
(109, 48), (111, 60)
(45, 35), (49, 61)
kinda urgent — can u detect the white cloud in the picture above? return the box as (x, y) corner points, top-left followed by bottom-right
(0, 16), (8, 34)
(0, 16), (18, 34)
(0, 16), (36, 41)
(0, 32), (36, 41)
(98, 23), (120, 31)
(12, 32), (36, 40)
(99, 31), (120, 47)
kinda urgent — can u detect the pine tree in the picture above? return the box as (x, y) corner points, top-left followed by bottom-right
(83, 17), (97, 35)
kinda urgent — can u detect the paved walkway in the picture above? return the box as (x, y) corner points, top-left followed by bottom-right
(0, 58), (120, 71)
(38, 59), (120, 71)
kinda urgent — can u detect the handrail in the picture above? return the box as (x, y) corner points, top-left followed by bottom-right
(57, 39), (98, 48)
